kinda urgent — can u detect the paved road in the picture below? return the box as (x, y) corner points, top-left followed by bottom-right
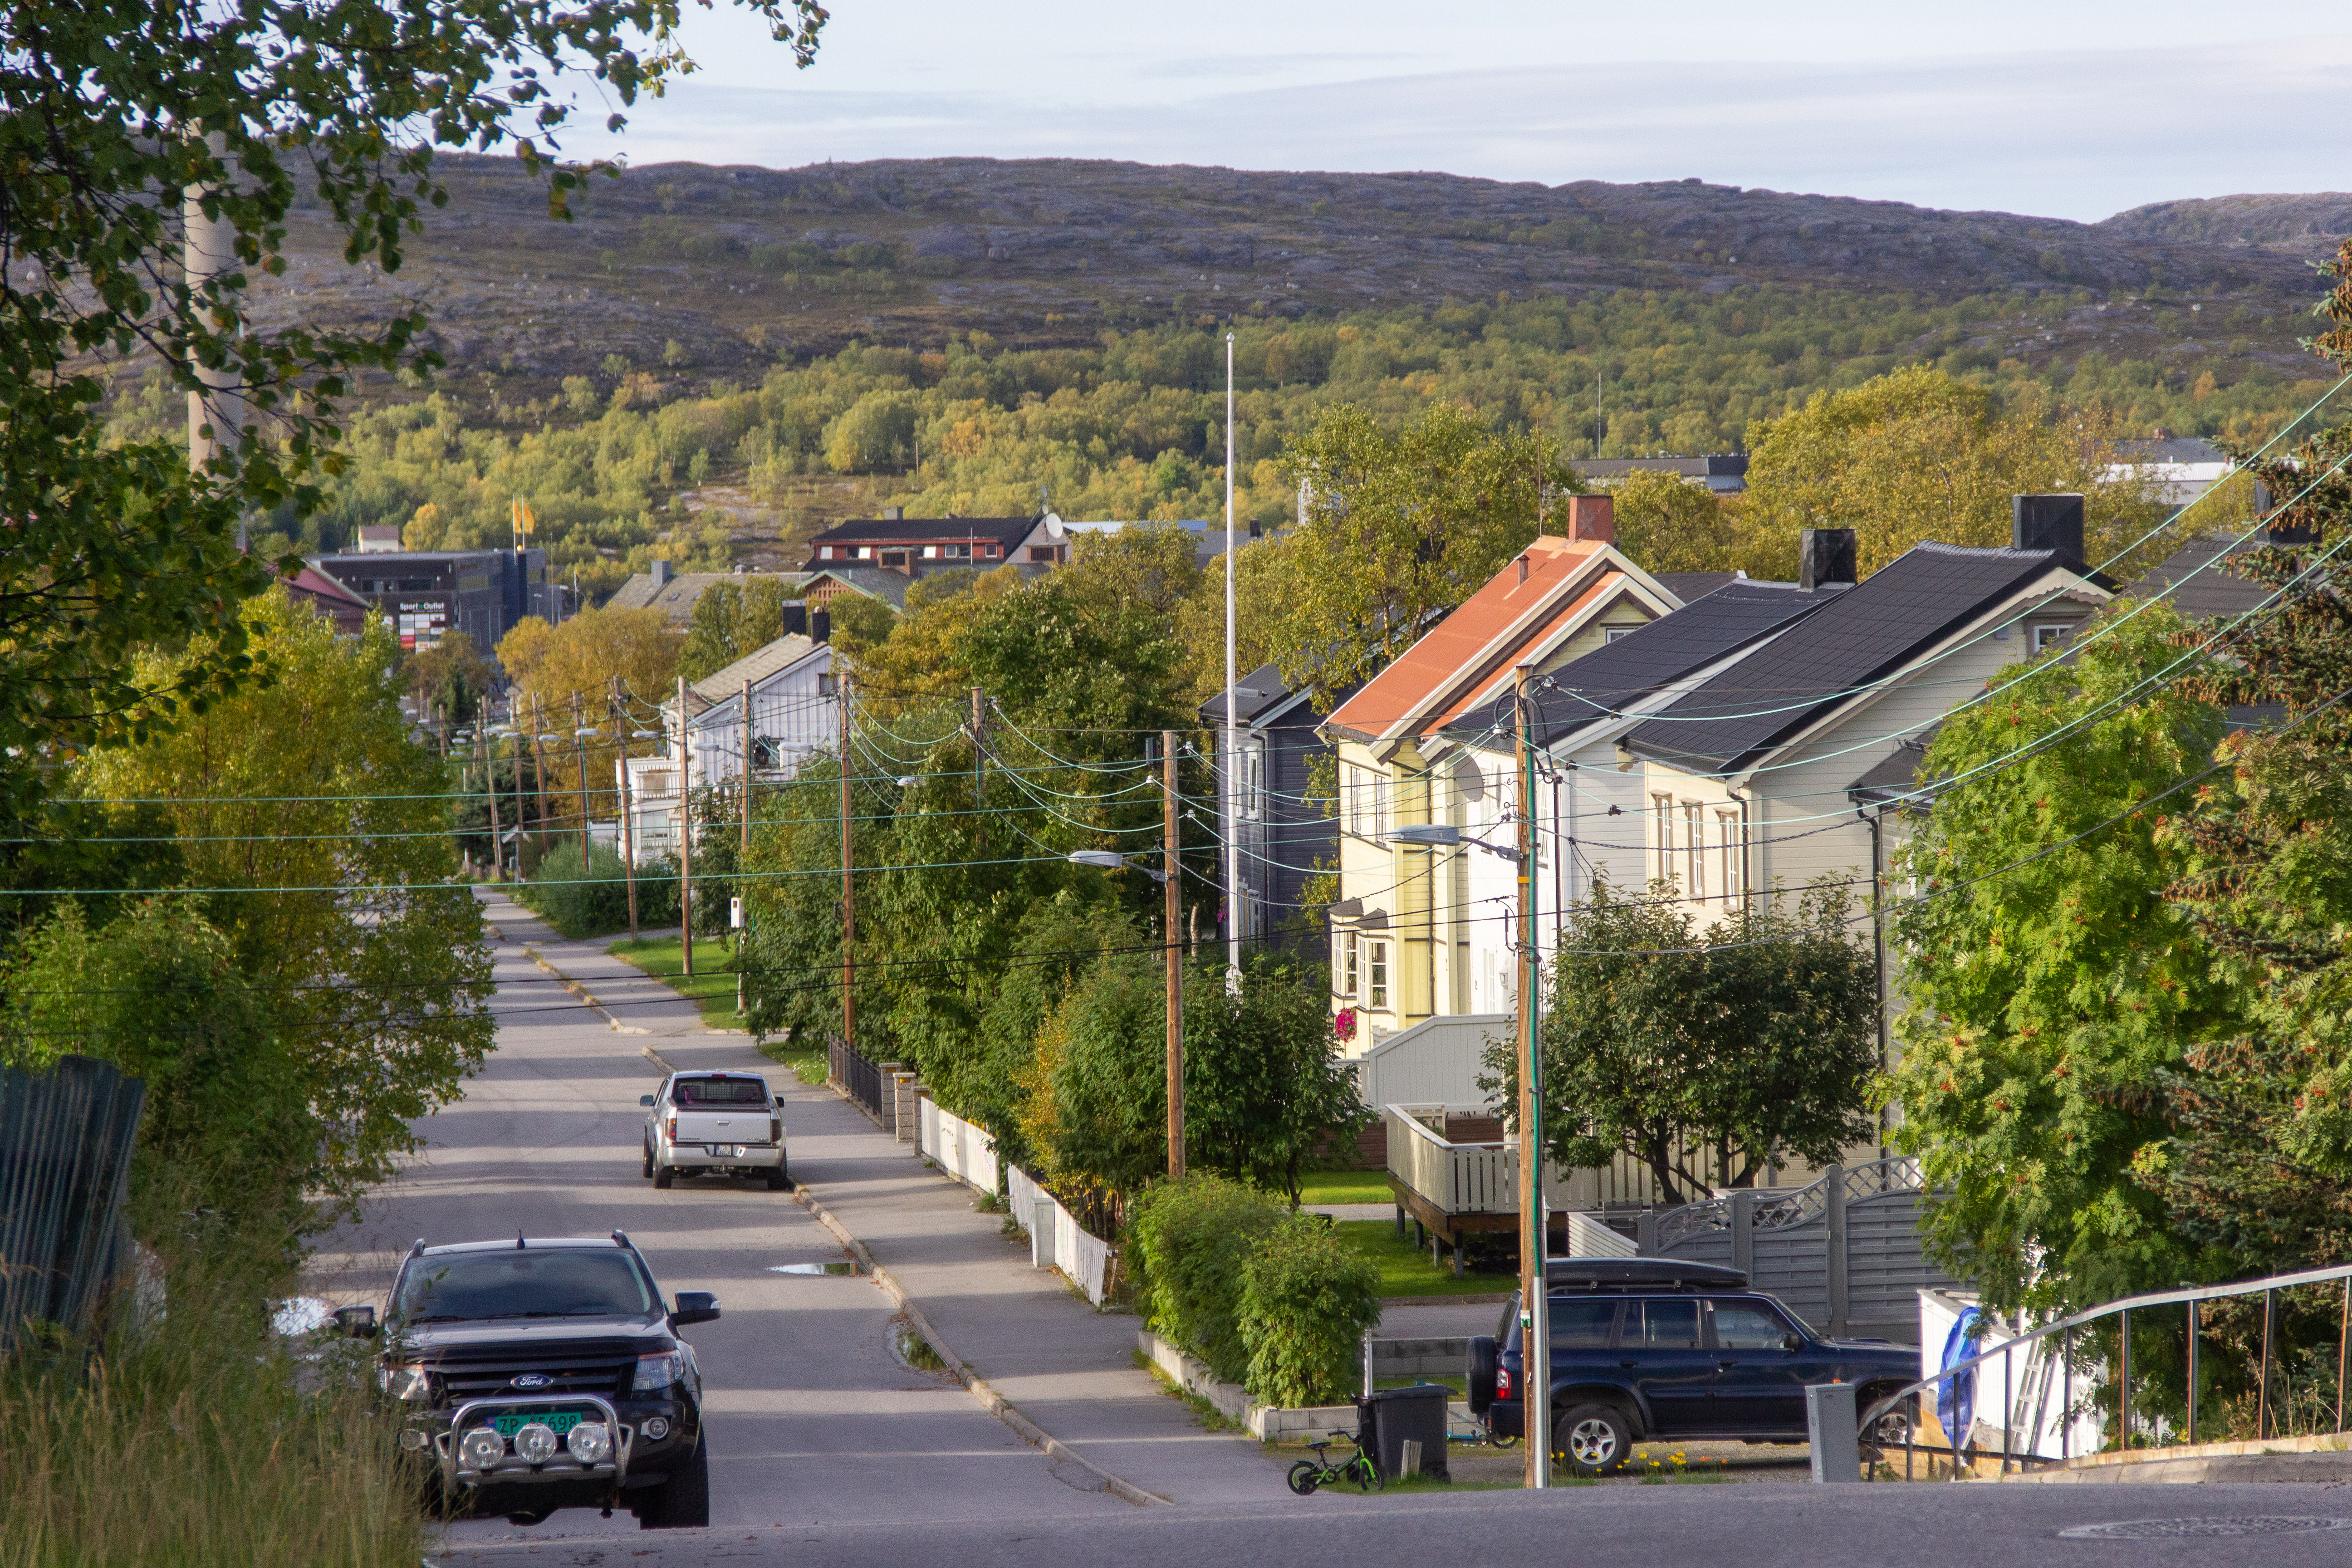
(311, 897), (1132, 1548)
(429, 1483), (2352, 1567)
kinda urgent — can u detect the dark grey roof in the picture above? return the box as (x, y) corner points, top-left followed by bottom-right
(1624, 543), (2090, 776)
(802, 566), (912, 611)
(1580, 455), (1749, 480)
(1439, 578), (1841, 750)
(2114, 436), (2226, 465)
(2123, 533), (2274, 620)
(807, 514), (1040, 547)
(1849, 734), (1934, 808)
(1653, 570), (1745, 602)
(1200, 662), (1304, 726)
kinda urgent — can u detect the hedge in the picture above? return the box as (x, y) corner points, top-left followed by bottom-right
(1236, 1218), (1383, 1408)
(1124, 1175), (1289, 1386)
(513, 842), (680, 938)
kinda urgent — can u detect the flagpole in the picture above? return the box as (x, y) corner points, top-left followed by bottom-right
(1224, 331), (1240, 995)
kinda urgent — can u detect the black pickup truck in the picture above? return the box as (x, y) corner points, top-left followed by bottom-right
(1470, 1259), (1917, 1474)
(338, 1233), (719, 1529)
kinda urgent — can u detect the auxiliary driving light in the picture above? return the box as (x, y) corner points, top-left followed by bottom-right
(565, 1422), (612, 1463)
(398, 1428), (431, 1452)
(512, 1422), (559, 1464)
(460, 1426), (506, 1471)
(640, 1416), (671, 1441)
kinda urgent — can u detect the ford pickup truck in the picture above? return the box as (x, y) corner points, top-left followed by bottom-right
(641, 1070), (788, 1190)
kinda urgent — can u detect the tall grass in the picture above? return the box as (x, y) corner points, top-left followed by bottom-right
(0, 1206), (429, 1568)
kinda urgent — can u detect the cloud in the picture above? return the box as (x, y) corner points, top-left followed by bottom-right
(581, 35), (2352, 220)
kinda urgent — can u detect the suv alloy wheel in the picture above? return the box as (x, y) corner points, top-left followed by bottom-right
(1553, 1401), (1632, 1476)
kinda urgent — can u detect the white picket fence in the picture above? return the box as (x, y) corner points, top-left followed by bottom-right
(916, 1098), (1000, 1196)
(1006, 1163), (1114, 1307)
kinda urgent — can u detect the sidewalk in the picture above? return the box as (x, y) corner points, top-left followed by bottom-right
(492, 890), (1287, 1507)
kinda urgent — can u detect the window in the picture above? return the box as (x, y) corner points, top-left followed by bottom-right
(1683, 802), (1704, 898)
(2033, 624), (2071, 653)
(1709, 1300), (1792, 1350)
(1242, 745), (1263, 818)
(672, 1076), (770, 1107)
(1715, 810), (1741, 903)
(1340, 932), (1359, 999)
(880, 551), (908, 568)
(1627, 1298), (1702, 1349)
(1605, 626), (1635, 644)
(1028, 545), (1058, 563)
(1371, 774), (1390, 841)
(1652, 794), (1676, 883)
(1548, 1298), (1618, 1348)
(1367, 942), (1388, 1010)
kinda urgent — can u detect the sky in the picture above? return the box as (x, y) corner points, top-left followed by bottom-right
(549, 2), (2352, 221)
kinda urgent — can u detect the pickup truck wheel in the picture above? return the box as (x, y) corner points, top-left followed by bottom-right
(638, 1439), (710, 1529)
(1860, 1388), (1915, 1450)
(653, 1163), (674, 1190)
(642, 1142), (654, 1179)
(766, 1166), (790, 1192)
(1553, 1402), (1632, 1477)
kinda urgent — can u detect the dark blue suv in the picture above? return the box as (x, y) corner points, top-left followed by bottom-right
(1468, 1260), (1916, 1474)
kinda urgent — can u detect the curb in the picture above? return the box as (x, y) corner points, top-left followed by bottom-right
(785, 1176), (1170, 1509)
(519, 943), (651, 1035)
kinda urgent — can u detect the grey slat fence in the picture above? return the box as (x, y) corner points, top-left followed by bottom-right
(0, 1055), (146, 1352)
(1635, 1158), (1959, 1343)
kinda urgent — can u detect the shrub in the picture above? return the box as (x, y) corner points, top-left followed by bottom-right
(1236, 1216), (1383, 1408)
(516, 841), (679, 938)
(1123, 1174), (1289, 1385)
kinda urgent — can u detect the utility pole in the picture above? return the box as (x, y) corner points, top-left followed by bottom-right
(1222, 330), (1240, 995)
(677, 675), (695, 978)
(740, 677), (754, 858)
(612, 679), (638, 943)
(1516, 662), (1548, 1488)
(510, 730), (529, 880)
(530, 692), (553, 856)
(1164, 730), (1184, 1179)
(479, 726), (503, 883)
(571, 691), (591, 867)
(839, 676), (856, 1055)
(970, 687), (986, 828)
(184, 131), (248, 535)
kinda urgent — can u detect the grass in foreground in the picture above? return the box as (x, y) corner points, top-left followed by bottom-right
(0, 1214), (428, 1568)
(608, 935), (748, 1029)
(1331, 1220), (1514, 1298)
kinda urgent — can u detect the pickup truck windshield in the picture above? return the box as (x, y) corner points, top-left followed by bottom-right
(674, 1078), (767, 1107)
(396, 1250), (657, 1321)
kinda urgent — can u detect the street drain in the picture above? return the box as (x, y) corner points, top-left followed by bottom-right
(768, 1261), (859, 1275)
(2058, 1518), (2352, 1540)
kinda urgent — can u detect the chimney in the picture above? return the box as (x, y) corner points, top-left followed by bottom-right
(649, 559), (672, 586)
(881, 505), (904, 521)
(2256, 482), (2315, 544)
(780, 603), (808, 638)
(1515, 554), (1530, 585)
(1564, 494), (1615, 544)
(2012, 494), (2086, 565)
(1798, 527), (1857, 591)
(810, 608), (831, 645)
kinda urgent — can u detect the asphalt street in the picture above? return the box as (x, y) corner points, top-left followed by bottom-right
(310, 902), (1132, 1549)
(318, 892), (2352, 1565)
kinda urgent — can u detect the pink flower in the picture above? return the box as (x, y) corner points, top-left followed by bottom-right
(1333, 1008), (1357, 1040)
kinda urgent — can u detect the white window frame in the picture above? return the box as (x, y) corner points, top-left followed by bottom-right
(1367, 941), (1389, 1011)
(1653, 793), (1675, 884)
(1340, 932), (1360, 999)
(1684, 801), (1704, 900)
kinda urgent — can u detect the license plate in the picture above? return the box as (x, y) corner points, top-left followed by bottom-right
(708, 1145), (740, 1158)
(493, 1412), (583, 1437)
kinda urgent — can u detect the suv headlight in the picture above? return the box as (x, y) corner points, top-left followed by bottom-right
(377, 1363), (431, 1401)
(634, 1349), (687, 1391)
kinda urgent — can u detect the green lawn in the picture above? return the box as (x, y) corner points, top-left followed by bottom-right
(1333, 1220), (1515, 1298)
(608, 936), (747, 1030)
(1296, 1167), (1395, 1205)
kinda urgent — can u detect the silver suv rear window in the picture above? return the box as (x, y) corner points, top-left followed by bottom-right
(674, 1077), (768, 1107)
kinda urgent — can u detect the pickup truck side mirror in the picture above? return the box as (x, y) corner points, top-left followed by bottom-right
(335, 1305), (379, 1340)
(671, 1291), (721, 1327)
(639, 1094), (657, 1107)
(1781, 1331), (1803, 1355)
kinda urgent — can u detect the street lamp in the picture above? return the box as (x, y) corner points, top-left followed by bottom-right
(1387, 823), (1523, 862)
(1066, 849), (1167, 882)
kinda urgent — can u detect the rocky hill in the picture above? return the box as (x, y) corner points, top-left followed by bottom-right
(260, 156), (2328, 391)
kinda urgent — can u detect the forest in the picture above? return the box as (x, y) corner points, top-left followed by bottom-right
(108, 280), (2338, 600)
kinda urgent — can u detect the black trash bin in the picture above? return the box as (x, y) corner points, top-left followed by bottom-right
(1358, 1383), (1450, 1481)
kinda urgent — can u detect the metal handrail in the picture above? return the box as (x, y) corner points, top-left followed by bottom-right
(1860, 1259), (2352, 1476)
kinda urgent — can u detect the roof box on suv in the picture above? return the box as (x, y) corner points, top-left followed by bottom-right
(1544, 1259), (1748, 1293)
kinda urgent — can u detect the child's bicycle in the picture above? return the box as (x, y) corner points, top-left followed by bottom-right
(1287, 1429), (1384, 1495)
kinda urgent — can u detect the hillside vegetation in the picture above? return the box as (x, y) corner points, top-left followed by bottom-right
(118, 157), (2347, 591)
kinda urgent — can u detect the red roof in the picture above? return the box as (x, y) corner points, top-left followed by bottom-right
(1324, 537), (1672, 747)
